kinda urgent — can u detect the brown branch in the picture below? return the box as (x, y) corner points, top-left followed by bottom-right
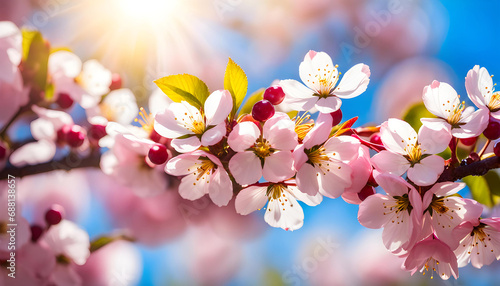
(437, 156), (500, 183)
(0, 151), (101, 180)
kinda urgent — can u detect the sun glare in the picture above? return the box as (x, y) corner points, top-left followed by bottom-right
(118, 0), (179, 25)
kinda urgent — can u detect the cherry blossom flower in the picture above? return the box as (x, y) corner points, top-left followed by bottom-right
(235, 180), (322, 231)
(280, 50), (370, 113)
(41, 220), (90, 266)
(420, 182), (483, 249)
(341, 145), (373, 204)
(465, 65), (500, 120)
(421, 80), (488, 138)
(404, 236), (459, 280)
(48, 51), (112, 109)
(86, 88), (139, 126)
(228, 112), (298, 185)
(166, 150), (232, 206)
(358, 172), (423, 254)
(371, 118), (450, 186)
(154, 89), (232, 153)
(100, 133), (167, 197)
(0, 21), (22, 84)
(453, 217), (500, 269)
(293, 112), (360, 198)
(9, 106), (73, 167)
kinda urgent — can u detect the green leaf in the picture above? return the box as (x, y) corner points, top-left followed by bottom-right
(21, 29), (49, 95)
(89, 235), (135, 253)
(238, 88), (264, 116)
(402, 102), (434, 131)
(154, 74), (210, 109)
(45, 83), (55, 101)
(224, 58), (248, 118)
(463, 171), (500, 208)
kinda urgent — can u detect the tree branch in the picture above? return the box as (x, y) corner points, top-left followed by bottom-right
(437, 156), (500, 183)
(0, 152), (101, 180)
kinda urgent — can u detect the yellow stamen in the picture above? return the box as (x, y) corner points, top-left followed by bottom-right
(447, 101), (466, 126)
(404, 143), (422, 165)
(134, 107), (154, 134)
(489, 92), (500, 111)
(253, 136), (273, 158)
(294, 112), (314, 142)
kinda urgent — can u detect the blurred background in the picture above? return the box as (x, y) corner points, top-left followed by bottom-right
(3, 0), (500, 285)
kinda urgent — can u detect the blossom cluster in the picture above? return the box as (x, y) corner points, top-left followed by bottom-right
(2, 18), (500, 283)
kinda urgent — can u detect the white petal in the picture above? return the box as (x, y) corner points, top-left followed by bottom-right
(422, 81), (459, 119)
(280, 79), (317, 111)
(204, 89), (232, 126)
(418, 120), (451, 154)
(227, 121), (260, 152)
(171, 136), (201, 153)
(9, 140), (56, 167)
(407, 155), (444, 186)
(263, 116), (297, 151)
(100, 88), (139, 125)
(358, 194), (392, 229)
(208, 168), (233, 206)
(48, 51), (82, 78)
(380, 119), (418, 155)
(315, 96), (342, 113)
(235, 186), (268, 215)
(154, 106), (192, 139)
(478, 67), (494, 104)
(201, 122), (226, 146)
(30, 118), (56, 141)
(179, 173), (208, 200)
(80, 59), (112, 97)
(228, 151), (262, 185)
(299, 51), (337, 91)
(165, 154), (200, 176)
(287, 185), (323, 206)
(323, 136), (360, 163)
(264, 192), (304, 231)
(148, 88), (172, 116)
(333, 63), (370, 99)
(263, 151), (295, 183)
(318, 162), (352, 198)
(451, 108), (489, 138)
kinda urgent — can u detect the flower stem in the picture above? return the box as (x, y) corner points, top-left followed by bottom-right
(478, 139), (491, 158)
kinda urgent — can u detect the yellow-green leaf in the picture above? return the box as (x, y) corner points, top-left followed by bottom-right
(224, 58), (248, 118)
(463, 171), (500, 208)
(154, 74), (210, 109)
(238, 88), (264, 116)
(21, 29), (49, 94)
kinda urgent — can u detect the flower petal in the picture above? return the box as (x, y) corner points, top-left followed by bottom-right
(171, 136), (201, 153)
(204, 89), (232, 126)
(235, 186), (268, 215)
(315, 96), (342, 114)
(407, 155), (444, 186)
(228, 151), (262, 185)
(299, 51), (337, 92)
(371, 150), (410, 176)
(419, 118), (452, 154)
(295, 163), (320, 196)
(280, 79), (317, 111)
(323, 136), (360, 163)
(208, 167), (233, 206)
(227, 121), (260, 152)
(358, 194), (392, 229)
(154, 107), (191, 139)
(264, 192), (304, 231)
(201, 122), (226, 146)
(9, 140), (56, 167)
(333, 63), (370, 99)
(263, 151), (295, 183)
(318, 162), (352, 198)
(287, 185), (323, 206)
(380, 119), (418, 155)
(263, 116), (297, 151)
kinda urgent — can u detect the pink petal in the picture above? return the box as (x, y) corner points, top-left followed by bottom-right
(227, 121), (260, 152)
(292, 144), (308, 171)
(201, 122), (226, 146)
(418, 119), (452, 154)
(235, 186), (268, 215)
(315, 96), (342, 114)
(263, 151), (295, 183)
(287, 185), (323, 206)
(358, 194), (392, 228)
(228, 151), (262, 185)
(295, 163), (320, 196)
(178, 172), (208, 200)
(299, 51), (336, 92)
(374, 172), (414, 197)
(380, 119), (417, 155)
(465, 65), (488, 108)
(171, 136), (201, 153)
(370, 150), (410, 176)
(154, 107), (192, 139)
(323, 136), (360, 163)
(208, 168), (233, 206)
(263, 116), (297, 151)
(318, 162), (352, 198)
(264, 192), (304, 231)
(452, 108), (489, 138)
(303, 112), (333, 149)
(9, 140), (56, 167)
(333, 63), (370, 99)
(165, 154), (200, 176)
(407, 155), (444, 186)
(204, 90), (232, 126)
(428, 182), (465, 197)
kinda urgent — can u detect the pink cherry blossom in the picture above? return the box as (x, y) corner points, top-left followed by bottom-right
(235, 180), (322, 231)
(465, 65), (500, 120)
(404, 236), (459, 280)
(371, 118), (450, 186)
(293, 112), (360, 198)
(341, 145), (373, 204)
(420, 182), (483, 249)
(0, 21), (22, 84)
(49, 51), (112, 109)
(9, 106), (73, 167)
(358, 172), (423, 254)
(100, 133), (167, 197)
(228, 112), (298, 185)
(86, 88), (139, 126)
(280, 50), (370, 113)
(41, 220), (90, 266)
(154, 89), (232, 153)
(166, 150), (233, 206)
(453, 217), (500, 269)
(421, 80), (488, 138)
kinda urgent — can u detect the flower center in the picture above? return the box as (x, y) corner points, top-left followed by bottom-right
(174, 108), (206, 135)
(392, 194), (413, 214)
(429, 195), (449, 214)
(193, 158), (215, 182)
(294, 113), (314, 142)
(471, 224), (488, 242)
(404, 143), (422, 165)
(489, 92), (500, 112)
(266, 183), (286, 200)
(422, 257), (439, 279)
(135, 107), (154, 134)
(311, 65), (339, 97)
(306, 146), (329, 165)
(447, 101), (465, 126)
(253, 136), (274, 158)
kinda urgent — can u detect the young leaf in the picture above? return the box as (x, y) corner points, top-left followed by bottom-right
(402, 102), (434, 131)
(463, 171), (500, 208)
(224, 58), (248, 118)
(21, 29), (49, 95)
(332, 117), (358, 137)
(154, 74), (210, 110)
